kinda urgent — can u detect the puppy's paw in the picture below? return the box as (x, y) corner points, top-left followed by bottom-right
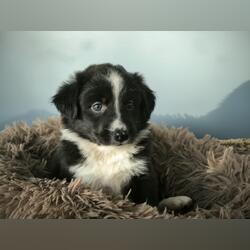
(158, 196), (193, 214)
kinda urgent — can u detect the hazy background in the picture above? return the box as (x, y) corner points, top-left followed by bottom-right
(0, 31), (249, 138)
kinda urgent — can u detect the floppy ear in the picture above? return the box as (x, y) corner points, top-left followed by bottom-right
(133, 73), (156, 122)
(52, 81), (79, 119)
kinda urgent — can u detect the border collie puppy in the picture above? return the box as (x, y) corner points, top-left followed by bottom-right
(49, 63), (192, 210)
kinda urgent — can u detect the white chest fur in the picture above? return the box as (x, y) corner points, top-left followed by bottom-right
(61, 129), (148, 194)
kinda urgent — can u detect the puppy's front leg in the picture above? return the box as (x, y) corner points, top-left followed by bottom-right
(125, 173), (160, 207)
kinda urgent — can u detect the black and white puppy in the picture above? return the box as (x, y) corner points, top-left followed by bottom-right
(49, 63), (192, 210)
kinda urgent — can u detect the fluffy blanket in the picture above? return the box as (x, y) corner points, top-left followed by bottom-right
(0, 118), (249, 219)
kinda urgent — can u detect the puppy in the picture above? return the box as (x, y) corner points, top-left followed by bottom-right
(49, 63), (192, 211)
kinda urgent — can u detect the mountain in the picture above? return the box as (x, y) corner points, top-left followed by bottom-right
(1, 81), (249, 138)
(152, 80), (250, 139)
(0, 110), (56, 131)
(202, 80), (250, 138)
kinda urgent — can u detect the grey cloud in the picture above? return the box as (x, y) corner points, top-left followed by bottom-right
(0, 31), (249, 121)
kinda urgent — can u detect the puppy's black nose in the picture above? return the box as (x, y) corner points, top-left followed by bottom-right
(114, 129), (128, 143)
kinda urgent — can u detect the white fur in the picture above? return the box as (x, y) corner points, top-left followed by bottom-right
(106, 70), (126, 131)
(61, 128), (150, 194)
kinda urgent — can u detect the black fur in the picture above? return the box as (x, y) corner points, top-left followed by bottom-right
(49, 63), (159, 206)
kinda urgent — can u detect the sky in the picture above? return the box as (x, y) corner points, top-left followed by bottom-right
(0, 31), (249, 121)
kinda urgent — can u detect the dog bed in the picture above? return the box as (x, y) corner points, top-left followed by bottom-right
(0, 118), (250, 219)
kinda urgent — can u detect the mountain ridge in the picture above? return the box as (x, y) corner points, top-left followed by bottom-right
(152, 80), (250, 139)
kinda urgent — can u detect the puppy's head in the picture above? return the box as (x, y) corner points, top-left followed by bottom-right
(52, 63), (155, 145)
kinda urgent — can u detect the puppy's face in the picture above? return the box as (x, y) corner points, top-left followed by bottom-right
(53, 64), (155, 145)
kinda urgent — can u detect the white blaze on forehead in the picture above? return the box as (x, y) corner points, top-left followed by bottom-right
(106, 70), (126, 131)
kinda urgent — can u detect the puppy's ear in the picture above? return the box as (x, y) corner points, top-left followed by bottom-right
(52, 81), (79, 119)
(133, 73), (156, 121)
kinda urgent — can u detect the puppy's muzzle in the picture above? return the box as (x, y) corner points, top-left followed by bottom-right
(113, 129), (128, 143)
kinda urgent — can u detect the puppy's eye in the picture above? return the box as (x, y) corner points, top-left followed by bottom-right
(126, 100), (134, 110)
(91, 102), (104, 113)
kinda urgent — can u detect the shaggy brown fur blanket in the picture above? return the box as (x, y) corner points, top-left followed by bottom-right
(0, 118), (249, 219)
